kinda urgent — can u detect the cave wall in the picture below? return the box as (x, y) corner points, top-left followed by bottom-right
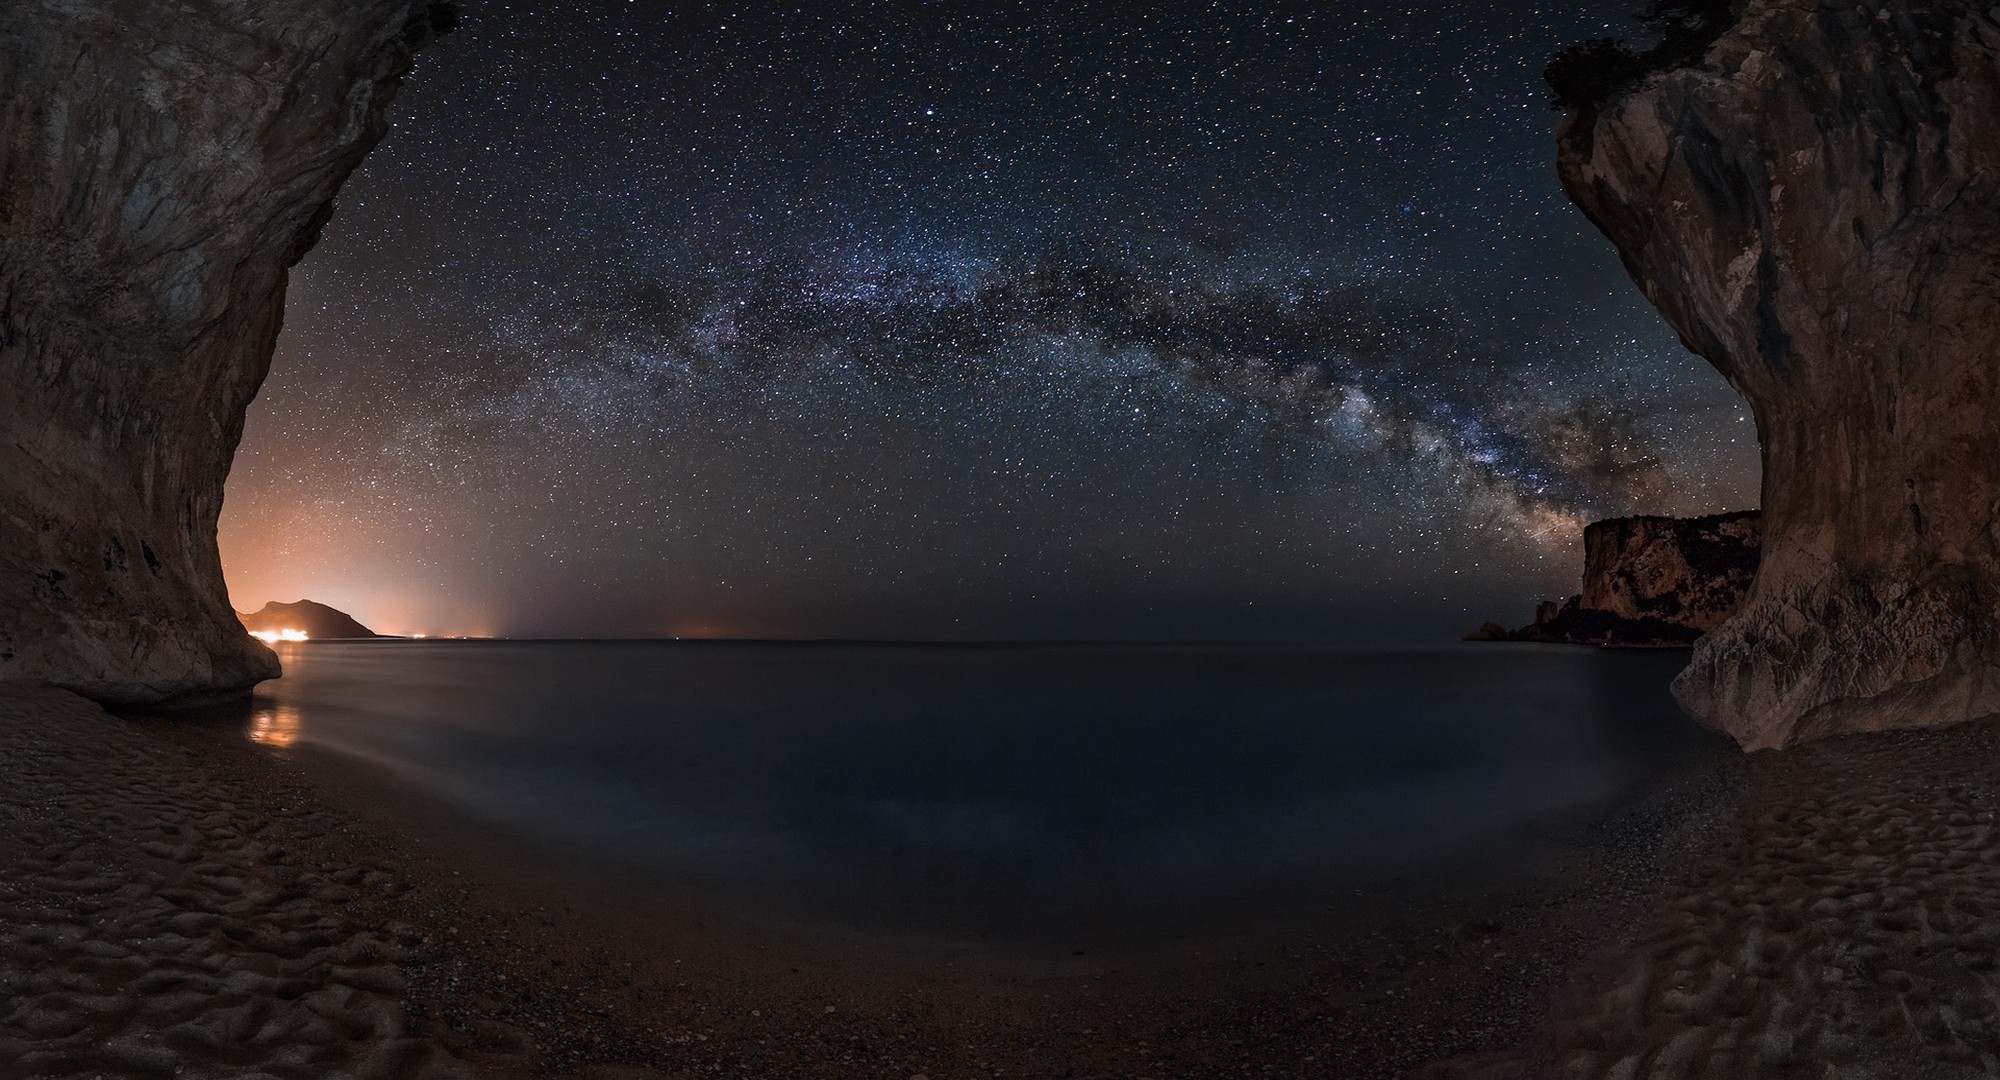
(0, 1), (449, 704)
(1556, 1), (2000, 748)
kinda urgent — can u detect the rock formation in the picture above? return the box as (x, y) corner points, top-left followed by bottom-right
(0, 2), (451, 705)
(1578, 511), (1761, 631)
(1554, 1), (2000, 749)
(1472, 510), (1761, 647)
(238, 600), (380, 640)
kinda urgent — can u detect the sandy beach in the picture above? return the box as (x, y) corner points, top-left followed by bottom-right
(8, 0), (1997, 1077)
(11, 680), (1994, 1078)
(0, 685), (469, 1078)
(1435, 720), (2000, 1080)
(0, 678), (1719, 1079)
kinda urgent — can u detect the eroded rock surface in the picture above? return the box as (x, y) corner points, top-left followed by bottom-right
(1477, 511), (1760, 647)
(1578, 511), (1760, 632)
(1556, 1), (2000, 748)
(0, 1), (449, 704)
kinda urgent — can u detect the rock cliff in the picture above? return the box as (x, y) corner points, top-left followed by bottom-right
(1472, 510), (1760, 647)
(238, 600), (380, 640)
(1555, 1), (2000, 749)
(0, 2), (450, 704)
(1578, 511), (1760, 632)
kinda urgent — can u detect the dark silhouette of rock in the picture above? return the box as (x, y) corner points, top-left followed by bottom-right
(1476, 511), (1761, 648)
(237, 601), (380, 641)
(1554, 1), (2000, 749)
(1510, 596), (1707, 649)
(0, 2), (451, 705)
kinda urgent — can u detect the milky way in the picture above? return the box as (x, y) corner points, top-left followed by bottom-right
(219, 1), (1758, 640)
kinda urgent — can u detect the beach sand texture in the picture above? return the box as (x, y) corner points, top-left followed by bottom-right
(14, 677), (2000, 1078)
(0, 680), (1397, 1080)
(1438, 720), (2000, 1079)
(0, 685), (486, 1078)
(0, 679), (1693, 1079)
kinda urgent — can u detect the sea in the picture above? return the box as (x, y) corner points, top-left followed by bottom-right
(247, 640), (1718, 947)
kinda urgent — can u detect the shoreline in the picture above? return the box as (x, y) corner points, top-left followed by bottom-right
(0, 680), (1743, 1078)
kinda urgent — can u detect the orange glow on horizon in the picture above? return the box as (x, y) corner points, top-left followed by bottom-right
(249, 628), (309, 643)
(655, 618), (749, 640)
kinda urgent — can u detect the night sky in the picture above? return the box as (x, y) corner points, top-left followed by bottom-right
(218, 1), (1758, 641)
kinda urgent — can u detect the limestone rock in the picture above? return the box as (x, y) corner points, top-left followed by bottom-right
(0, 2), (450, 704)
(1577, 511), (1760, 633)
(1555, 1), (2000, 748)
(238, 600), (380, 640)
(1478, 511), (1760, 648)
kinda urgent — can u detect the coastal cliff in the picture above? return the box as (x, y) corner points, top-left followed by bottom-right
(1578, 511), (1760, 632)
(1554, 1), (2000, 749)
(1475, 510), (1760, 646)
(0, 2), (450, 704)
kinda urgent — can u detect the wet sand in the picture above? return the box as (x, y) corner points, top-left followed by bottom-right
(15, 680), (1980, 1078)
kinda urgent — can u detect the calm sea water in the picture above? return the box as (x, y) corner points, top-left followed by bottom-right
(247, 641), (1713, 945)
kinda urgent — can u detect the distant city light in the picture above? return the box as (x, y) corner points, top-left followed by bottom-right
(249, 628), (309, 643)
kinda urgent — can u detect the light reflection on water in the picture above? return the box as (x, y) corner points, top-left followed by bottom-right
(247, 642), (1715, 944)
(247, 641), (305, 747)
(247, 698), (303, 747)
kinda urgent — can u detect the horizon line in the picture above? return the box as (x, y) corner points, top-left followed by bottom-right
(310, 634), (1444, 648)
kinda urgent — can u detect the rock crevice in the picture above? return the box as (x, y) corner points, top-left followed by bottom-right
(1556, 0), (2000, 748)
(0, 1), (449, 704)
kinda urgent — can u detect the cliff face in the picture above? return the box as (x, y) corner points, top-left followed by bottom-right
(1578, 511), (1761, 633)
(1557, 1), (2000, 749)
(238, 601), (379, 640)
(1476, 511), (1760, 647)
(0, 2), (448, 705)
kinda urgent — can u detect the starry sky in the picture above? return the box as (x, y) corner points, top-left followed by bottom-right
(217, 0), (1758, 642)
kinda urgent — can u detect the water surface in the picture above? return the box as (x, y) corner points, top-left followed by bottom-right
(249, 641), (1713, 945)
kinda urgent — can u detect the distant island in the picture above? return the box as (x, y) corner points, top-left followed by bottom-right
(236, 600), (380, 641)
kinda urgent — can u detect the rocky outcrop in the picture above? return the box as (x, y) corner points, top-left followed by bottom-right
(1472, 511), (1761, 647)
(1504, 600), (1706, 647)
(1578, 511), (1760, 632)
(238, 600), (380, 640)
(1555, 1), (2000, 749)
(0, 2), (451, 705)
